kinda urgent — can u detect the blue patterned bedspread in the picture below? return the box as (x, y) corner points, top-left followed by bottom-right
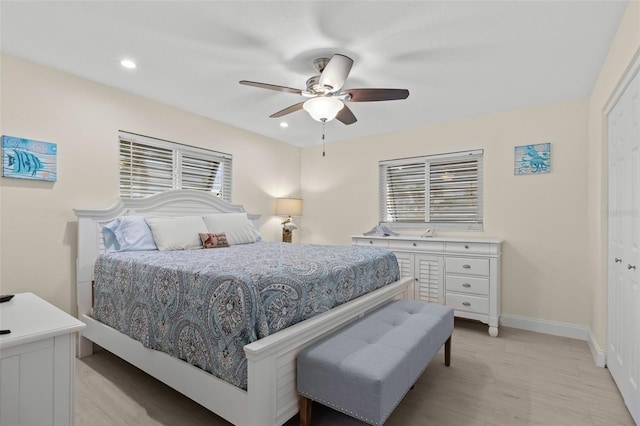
(92, 241), (399, 389)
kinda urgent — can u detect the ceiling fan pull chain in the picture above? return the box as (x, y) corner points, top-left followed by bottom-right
(322, 119), (326, 157)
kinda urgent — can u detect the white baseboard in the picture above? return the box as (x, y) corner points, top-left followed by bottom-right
(588, 328), (607, 368)
(500, 314), (606, 367)
(500, 314), (589, 340)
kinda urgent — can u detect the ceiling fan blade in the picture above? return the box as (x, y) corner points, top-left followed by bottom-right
(336, 104), (357, 125)
(270, 102), (305, 118)
(345, 88), (410, 102)
(239, 80), (303, 95)
(319, 54), (353, 93)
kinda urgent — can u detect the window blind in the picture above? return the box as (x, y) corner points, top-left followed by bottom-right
(380, 161), (426, 222)
(380, 150), (483, 230)
(119, 131), (232, 201)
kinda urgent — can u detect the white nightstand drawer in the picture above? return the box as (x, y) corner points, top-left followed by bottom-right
(446, 274), (489, 295)
(446, 257), (489, 276)
(388, 239), (444, 252)
(354, 238), (389, 248)
(446, 292), (489, 314)
(445, 242), (491, 255)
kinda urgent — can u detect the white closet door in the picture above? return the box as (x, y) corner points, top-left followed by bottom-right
(608, 65), (640, 424)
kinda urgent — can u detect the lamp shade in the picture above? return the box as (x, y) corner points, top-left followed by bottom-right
(275, 198), (303, 216)
(303, 97), (344, 122)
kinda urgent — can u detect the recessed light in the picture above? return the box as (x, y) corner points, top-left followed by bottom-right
(120, 59), (137, 69)
(280, 122), (289, 128)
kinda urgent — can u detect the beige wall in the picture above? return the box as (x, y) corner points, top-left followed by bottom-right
(0, 54), (301, 314)
(301, 98), (591, 326)
(587, 0), (640, 350)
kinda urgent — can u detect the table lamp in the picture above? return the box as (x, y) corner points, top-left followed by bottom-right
(275, 198), (303, 243)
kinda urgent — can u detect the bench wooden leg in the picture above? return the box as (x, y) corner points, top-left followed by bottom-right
(444, 335), (452, 366)
(299, 395), (312, 426)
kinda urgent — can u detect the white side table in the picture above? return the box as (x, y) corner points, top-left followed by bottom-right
(0, 292), (85, 426)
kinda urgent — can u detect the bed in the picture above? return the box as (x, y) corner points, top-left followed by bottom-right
(75, 190), (412, 426)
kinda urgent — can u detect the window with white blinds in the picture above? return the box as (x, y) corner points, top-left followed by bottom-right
(119, 131), (232, 201)
(379, 149), (483, 231)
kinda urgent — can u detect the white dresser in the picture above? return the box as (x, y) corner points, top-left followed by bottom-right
(0, 293), (86, 426)
(352, 235), (502, 336)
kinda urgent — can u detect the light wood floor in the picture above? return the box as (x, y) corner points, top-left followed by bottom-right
(76, 319), (634, 426)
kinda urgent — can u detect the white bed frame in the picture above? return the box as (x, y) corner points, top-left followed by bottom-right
(74, 190), (412, 426)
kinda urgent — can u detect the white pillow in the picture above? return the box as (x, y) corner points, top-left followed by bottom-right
(202, 213), (260, 245)
(102, 216), (158, 252)
(145, 216), (208, 250)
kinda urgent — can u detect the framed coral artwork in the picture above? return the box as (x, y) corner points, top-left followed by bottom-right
(2, 135), (57, 182)
(514, 143), (550, 175)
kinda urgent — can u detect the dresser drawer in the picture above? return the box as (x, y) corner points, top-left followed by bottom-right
(446, 292), (489, 315)
(445, 257), (489, 276)
(445, 242), (491, 255)
(446, 274), (489, 295)
(353, 238), (389, 248)
(388, 239), (443, 252)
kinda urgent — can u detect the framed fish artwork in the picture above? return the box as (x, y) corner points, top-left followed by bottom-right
(514, 143), (550, 175)
(2, 135), (57, 182)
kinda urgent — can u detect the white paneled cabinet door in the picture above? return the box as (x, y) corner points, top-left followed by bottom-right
(394, 252), (415, 280)
(415, 255), (444, 304)
(394, 252), (416, 299)
(608, 65), (640, 424)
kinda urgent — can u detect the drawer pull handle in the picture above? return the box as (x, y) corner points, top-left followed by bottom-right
(462, 264), (471, 269)
(413, 242), (417, 247)
(465, 245), (469, 249)
(462, 302), (471, 306)
(462, 283), (471, 288)
(369, 241), (373, 244)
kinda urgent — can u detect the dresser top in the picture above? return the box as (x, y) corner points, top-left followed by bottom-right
(351, 235), (503, 244)
(0, 292), (85, 349)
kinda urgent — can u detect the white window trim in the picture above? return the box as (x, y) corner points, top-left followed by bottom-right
(118, 131), (232, 201)
(379, 149), (483, 232)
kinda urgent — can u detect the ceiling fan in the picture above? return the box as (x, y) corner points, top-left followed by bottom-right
(239, 54), (409, 125)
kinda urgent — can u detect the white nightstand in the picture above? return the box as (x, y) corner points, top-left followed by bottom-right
(0, 292), (85, 426)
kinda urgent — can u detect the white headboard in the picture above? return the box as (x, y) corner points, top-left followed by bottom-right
(74, 190), (260, 319)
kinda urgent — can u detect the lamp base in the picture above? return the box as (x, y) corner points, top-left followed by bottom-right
(282, 228), (292, 243)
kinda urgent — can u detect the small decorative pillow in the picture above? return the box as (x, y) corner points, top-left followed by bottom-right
(199, 232), (229, 249)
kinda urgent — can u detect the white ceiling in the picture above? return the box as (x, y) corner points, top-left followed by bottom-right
(0, 1), (628, 147)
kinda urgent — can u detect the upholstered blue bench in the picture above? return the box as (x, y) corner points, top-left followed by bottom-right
(297, 299), (454, 426)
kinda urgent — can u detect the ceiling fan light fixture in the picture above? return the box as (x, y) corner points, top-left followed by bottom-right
(303, 97), (344, 122)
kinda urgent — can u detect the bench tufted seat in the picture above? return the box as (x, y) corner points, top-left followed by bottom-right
(297, 299), (454, 426)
